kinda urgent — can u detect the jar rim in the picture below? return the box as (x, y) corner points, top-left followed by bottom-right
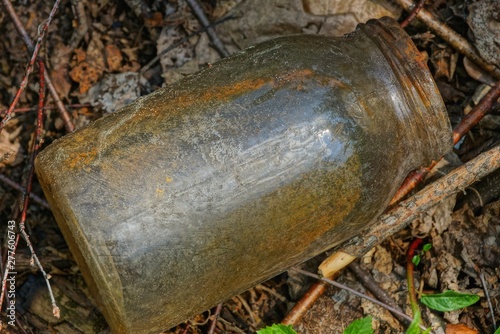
(358, 17), (452, 165)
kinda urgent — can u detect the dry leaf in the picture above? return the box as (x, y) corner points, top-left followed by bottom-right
(445, 323), (478, 334)
(105, 44), (123, 72)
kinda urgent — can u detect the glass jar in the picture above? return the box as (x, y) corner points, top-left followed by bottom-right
(35, 17), (452, 334)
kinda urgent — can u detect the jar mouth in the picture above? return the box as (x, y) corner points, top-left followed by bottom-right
(358, 17), (452, 166)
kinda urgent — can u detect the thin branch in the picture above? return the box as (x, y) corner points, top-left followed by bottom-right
(207, 303), (223, 334)
(339, 144), (500, 260)
(185, 0), (230, 58)
(2, 0), (74, 133)
(390, 79), (500, 205)
(452, 81), (500, 144)
(281, 280), (329, 325)
(400, 0), (426, 28)
(393, 0), (500, 79)
(140, 14), (234, 74)
(0, 174), (50, 209)
(291, 268), (429, 332)
(0, 0), (62, 132)
(348, 261), (409, 325)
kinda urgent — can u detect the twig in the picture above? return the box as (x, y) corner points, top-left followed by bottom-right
(140, 14), (234, 74)
(281, 280), (329, 325)
(452, 81), (500, 144)
(2, 0), (74, 133)
(207, 303), (223, 334)
(348, 261), (409, 325)
(400, 0), (426, 28)
(0, 103), (92, 116)
(0, 174), (50, 209)
(291, 268), (428, 332)
(335, 144), (500, 261)
(0, 0), (62, 132)
(479, 271), (496, 331)
(0, 61), (60, 322)
(393, 0), (500, 79)
(185, 0), (230, 58)
(390, 79), (500, 205)
(406, 239), (423, 318)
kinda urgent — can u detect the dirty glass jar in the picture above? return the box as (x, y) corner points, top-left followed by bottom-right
(35, 17), (452, 334)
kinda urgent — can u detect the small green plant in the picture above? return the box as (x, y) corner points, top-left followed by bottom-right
(411, 243), (432, 266)
(420, 290), (480, 311)
(343, 316), (373, 334)
(257, 324), (297, 334)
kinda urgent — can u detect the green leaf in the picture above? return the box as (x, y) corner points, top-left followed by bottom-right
(420, 290), (480, 311)
(494, 327), (500, 334)
(343, 316), (373, 334)
(422, 243), (432, 252)
(412, 255), (421, 266)
(257, 324), (297, 334)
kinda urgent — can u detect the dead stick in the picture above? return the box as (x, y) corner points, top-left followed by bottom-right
(452, 81), (500, 144)
(282, 280), (329, 325)
(284, 145), (500, 324)
(348, 261), (408, 325)
(393, 0), (500, 79)
(291, 268), (428, 332)
(390, 79), (500, 205)
(185, 0), (230, 58)
(1, 0), (75, 133)
(400, 0), (426, 28)
(326, 144), (500, 268)
(207, 303), (223, 334)
(0, 174), (50, 209)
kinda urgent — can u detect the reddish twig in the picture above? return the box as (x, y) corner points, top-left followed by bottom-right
(2, 0), (74, 133)
(0, 0), (62, 133)
(284, 145), (500, 326)
(400, 0), (426, 28)
(390, 79), (500, 205)
(282, 280), (329, 325)
(452, 81), (500, 144)
(291, 268), (427, 331)
(0, 174), (50, 209)
(406, 238), (423, 316)
(0, 61), (60, 324)
(0, 103), (92, 116)
(207, 303), (223, 334)
(394, 0), (500, 79)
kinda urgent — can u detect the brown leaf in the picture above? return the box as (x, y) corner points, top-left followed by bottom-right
(445, 323), (479, 334)
(105, 44), (123, 72)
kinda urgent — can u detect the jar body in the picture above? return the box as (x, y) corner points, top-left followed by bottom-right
(35, 17), (451, 334)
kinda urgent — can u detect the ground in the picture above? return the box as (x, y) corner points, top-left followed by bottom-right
(0, 0), (499, 333)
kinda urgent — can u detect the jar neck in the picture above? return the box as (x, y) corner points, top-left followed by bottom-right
(357, 17), (452, 167)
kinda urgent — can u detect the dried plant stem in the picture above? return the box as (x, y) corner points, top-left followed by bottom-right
(285, 145), (500, 325)
(390, 79), (500, 205)
(453, 80), (500, 144)
(0, 62), (60, 323)
(0, 174), (50, 209)
(338, 145), (500, 259)
(400, 0), (426, 28)
(291, 268), (428, 332)
(207, 303), (223, 334)
(1, 0), (74, 133)
(185, 0), (230, 58)
(282, 280), (329, 325)
(348, 261), (409, 325)
(394, 0), (500, 79)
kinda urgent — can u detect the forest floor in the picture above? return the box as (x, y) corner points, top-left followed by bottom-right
(0, 0), (499, 333)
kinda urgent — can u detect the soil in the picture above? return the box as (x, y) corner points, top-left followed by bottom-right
(0, 0), (498, 333)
